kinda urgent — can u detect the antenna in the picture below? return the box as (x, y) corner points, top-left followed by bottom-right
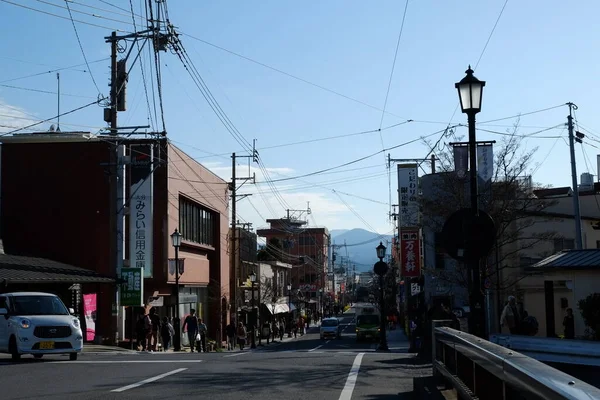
(56, 72), (61, 132)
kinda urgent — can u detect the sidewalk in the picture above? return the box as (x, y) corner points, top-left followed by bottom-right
(386, 325), (410, 352)
(82, 344), (136, 354)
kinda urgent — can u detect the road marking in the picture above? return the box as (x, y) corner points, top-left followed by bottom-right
(223, 352), (249, 358)
(50, 360), (203, 364)
(339, 352), (365, 400)
(308, 344), (323, 352)
(111, 368), (187, 392)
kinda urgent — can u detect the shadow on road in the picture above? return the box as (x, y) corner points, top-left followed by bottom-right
(361, 394), (414, 400)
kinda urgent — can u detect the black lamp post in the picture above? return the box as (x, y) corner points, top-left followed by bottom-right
(170, 228), (182, 352)
(455, 66), (486, 337)
(374, 242), (389, 351)
(249, 271), (257, 349)
(287, 283), (292, 337)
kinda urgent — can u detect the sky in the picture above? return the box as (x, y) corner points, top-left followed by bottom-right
(1, 0), (600, 239)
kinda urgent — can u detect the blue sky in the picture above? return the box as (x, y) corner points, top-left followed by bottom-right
(1, 0), (600, 238)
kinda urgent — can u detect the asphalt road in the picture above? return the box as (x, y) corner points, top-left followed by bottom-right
(0, 312), (431, 400)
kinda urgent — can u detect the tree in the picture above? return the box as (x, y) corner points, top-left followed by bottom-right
(421, 123), (558, 293)
(578, 293), (600, 340)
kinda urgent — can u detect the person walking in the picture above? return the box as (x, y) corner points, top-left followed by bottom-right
(226, 321), (236, 350)
(182, 309), (199, 352)
(198, 318), (208, 352)
(500, 296), (521, 334)
(237, 322), (247, 350)
(161, 316), (174, 351)
(563, 308), (575, 339)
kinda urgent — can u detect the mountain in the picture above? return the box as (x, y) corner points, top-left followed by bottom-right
(330, 229), (350, 239)
(330, 228), (393, 272)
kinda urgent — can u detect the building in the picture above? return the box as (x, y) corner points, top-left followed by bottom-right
(256, 216), (329, 314)
(0, 132), (229, 344)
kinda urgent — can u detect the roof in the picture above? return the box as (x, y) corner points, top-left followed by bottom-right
(528, 249), (600, 271)
(0, 254), (116, 284)
(533, 187), (573, 198)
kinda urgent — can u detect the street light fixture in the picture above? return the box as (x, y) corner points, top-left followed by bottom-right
(249, 271), (257, 349)
(373, 242), (389, 351)
(287, 283), (292, 338)
(455, 66), (486, 337)
(170, 228), (183, 352)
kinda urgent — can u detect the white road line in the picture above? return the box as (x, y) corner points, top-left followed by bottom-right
(308, 344), (323, 352)
(111, 368), (187, 393)
(339, 352), (365, 400)
(223, 352), (249, 358)
(50, 360), (203, 364)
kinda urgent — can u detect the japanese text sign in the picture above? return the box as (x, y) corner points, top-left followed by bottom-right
(400, 228), (421, 277)
(397, 164), (419, 227)
(129, 144), (154, 278)
(120, 267), (144, 306)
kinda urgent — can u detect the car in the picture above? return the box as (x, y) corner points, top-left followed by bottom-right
(0, 292), (83, 361)
(320, 317), (342, 340)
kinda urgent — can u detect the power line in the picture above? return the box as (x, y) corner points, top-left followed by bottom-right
(0, 83), (97, 99)
(0, 0), (131, 32)
(34, 0), (132, 25)
(181, 32), (408, 121)
(0, 58), (108, 84)
(63, 0), (102, 95)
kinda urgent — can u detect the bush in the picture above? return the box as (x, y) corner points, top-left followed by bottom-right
(578, 293), (600, 341)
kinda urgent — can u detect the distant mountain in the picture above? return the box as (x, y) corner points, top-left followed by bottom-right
(330, 229), (349, 238)
(330, 228), (393, 272)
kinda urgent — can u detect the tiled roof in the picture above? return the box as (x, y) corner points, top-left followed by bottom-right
(0, 254), (116, 283)
(529, 249), (600, 270)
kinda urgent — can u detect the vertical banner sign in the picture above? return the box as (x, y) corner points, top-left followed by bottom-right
(120, 267), (144, 306)
(397, 164), (419, 227)
(82, 293), (96, 342)
(400, 228), (421, 277)
(129, 144), (154, 278)
(477, 144), (494, 182)
(453, 145), (468, 178)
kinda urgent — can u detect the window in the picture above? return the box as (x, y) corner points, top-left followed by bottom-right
(179, 196), (215, 246)
(554, 238), (575, 253)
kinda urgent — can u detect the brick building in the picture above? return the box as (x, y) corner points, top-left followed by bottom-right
(0, 132), (229, 344)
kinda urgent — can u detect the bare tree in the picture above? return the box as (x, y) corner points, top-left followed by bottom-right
(421, 122), (558, 291)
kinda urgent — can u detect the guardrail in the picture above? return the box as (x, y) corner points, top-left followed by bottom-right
(432, 320), (600, 400)
(489, 334), (600, 367)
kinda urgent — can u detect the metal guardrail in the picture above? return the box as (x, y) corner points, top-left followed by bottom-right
(432, 320), (600, 400)
(489, 334), (600, 367)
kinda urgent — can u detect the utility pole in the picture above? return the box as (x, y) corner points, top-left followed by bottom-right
(567, 102), (583, 250)
(230, 151), (255, 324)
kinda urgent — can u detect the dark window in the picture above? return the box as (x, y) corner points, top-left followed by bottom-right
(179, 196), (215, 246)
(0, 296), (6, 309)
(554, 238), (575, 253)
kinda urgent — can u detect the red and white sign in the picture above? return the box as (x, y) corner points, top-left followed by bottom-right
(400, 228), (421, 277)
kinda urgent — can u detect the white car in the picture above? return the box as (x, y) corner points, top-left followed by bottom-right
(320, 317), (342, 340)
(0, 292), (83, 360)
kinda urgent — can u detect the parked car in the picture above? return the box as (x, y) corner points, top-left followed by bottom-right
(320, 317), (342, 340)
(0, 292), (83, 360)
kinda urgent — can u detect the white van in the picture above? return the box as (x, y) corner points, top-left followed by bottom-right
(0, 292), (83, 360)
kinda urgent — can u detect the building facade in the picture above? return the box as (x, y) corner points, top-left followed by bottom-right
(256, 217), (329, 313)
(0, 132), (229, 344)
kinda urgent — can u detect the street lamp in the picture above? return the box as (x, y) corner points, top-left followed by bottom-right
(249, 271), (257, 349)
(456, 66), (486, 337)
(170, 228), (183, 352)
(373, 242), (389, 351)
(287, 283), (292, 337)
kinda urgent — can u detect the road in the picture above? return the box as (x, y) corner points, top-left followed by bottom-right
(0, 311), (431, 399)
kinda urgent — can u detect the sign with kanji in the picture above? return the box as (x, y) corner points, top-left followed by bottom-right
(400, 227), (422, 277)
(397, 164), (419, 227)
(129, 144), (154, 278)
(120, 267), (144, 306)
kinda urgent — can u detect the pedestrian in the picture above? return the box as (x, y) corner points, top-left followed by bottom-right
(500, 296), (521, 334)
(197, 318), (208, 352)
(182, 309), (199, 352)
(237, 322), (247, 350)
(161, 316), (174, 351)
(135, 313), (147, 351)
(226, 321), (236, 350)
(149, 307), (160, 351)
(144, 311), (153, 352)
(278, 320), (284, 341)
(563, 308), (575, 339)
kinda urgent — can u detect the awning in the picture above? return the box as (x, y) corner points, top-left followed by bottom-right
(265, 303), (296, 314)
(0, 254), (116, 284)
